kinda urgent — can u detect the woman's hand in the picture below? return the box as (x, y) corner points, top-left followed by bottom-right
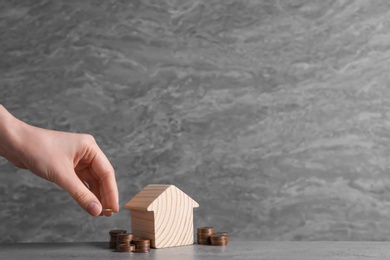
(0, 105), (119, 216)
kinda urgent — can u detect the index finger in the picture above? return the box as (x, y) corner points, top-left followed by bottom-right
(90, 145), (119, 213)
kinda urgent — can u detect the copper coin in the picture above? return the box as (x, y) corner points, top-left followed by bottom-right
(109, 230), (127, 248)
(132, 238), (150, 245)
(109, 229), (127, 235)
(210, 235), (228, 246)
(116, 233), (134, 238)
(116, 233), (134, 247)
(134, 248), (150, 253)
(197, 227), (214, 235)
(117, 243), (135, 252)
(212, 232), (228, 237)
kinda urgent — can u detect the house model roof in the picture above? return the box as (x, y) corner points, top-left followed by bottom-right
(124, 184), (199, 211)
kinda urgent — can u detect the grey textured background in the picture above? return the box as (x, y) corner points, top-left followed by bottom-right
(2, 0), (390, 243)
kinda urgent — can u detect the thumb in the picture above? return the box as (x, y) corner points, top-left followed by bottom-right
(58, 172), (102, 216)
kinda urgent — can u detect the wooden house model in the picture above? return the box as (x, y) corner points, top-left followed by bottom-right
(125, 184), (199, 248)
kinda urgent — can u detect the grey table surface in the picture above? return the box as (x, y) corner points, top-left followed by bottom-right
(1, 241), (390, 260)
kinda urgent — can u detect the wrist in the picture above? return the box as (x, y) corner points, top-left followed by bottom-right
(0, 105), (26, 158)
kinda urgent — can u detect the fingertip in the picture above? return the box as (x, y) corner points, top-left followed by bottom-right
(86, 201), (102, 216)
(113, 203), (120, 213)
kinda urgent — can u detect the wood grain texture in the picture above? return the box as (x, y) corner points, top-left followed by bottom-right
(125, 184), (199, 248)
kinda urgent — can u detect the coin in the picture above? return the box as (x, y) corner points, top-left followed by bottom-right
(212, 232), (229, 242)
(102, 209), (114, 212)
(210, 232), (228, 246)
(133, 238), (151, 253)
(109, 229), (127, 235)
(132, 238), (150, 245)
(108, 230), (127, 249)
(197, 227), (214, 245)
(197, 227), (214, 234)
(134, 246), (150, 253)
(117, 243), (135, 252)
(196, 227), (229, 246)
(116, 233), (134, 249)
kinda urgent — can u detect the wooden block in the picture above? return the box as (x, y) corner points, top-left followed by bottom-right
(125, 184), (199, 248)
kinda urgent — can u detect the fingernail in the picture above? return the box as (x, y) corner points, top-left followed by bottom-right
(87, 202), (102, 216)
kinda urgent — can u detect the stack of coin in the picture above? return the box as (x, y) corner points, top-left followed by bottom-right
(117, 243), (135, 252)
(116, 233), (134, 250)
(197, 227), (214, 245)
(210, 232), (229, 246)
(132, 238), (151, 253)
(108, 230), (127, 249)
